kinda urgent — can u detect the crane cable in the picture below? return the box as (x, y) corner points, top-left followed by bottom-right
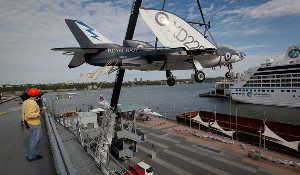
(87, 60), (116, 80)
(86, 59), (119, 90)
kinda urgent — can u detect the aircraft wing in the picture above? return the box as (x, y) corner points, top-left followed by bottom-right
(139, 8), (216, 50)
(119, 48), (195, 71)
(130, 55), (196, 71)
(52, 47), (106, 55)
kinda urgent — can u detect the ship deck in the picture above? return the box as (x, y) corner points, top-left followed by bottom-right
(0, 100), (55, 175)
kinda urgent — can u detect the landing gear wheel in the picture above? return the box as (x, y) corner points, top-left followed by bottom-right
(194, 71), (205, 83)
(166, 70), (176, 86)
(167, 77), (176, 86)
(225, 72), (232, 79)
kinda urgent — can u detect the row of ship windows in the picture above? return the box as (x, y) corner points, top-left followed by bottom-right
(235, 89), (297, 93)
(247, 79), (300, 83)
(232, 93), (271, 96)
(243, 83), (300, 87)
(250, 74), (300, 79)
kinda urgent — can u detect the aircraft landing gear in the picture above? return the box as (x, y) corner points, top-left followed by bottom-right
(166, 70), (176, 86)
(192, 59), (205, 83)
(194, 70), (205, 83)
(225, 63), (233, 79)
(167, 77), (176, 86)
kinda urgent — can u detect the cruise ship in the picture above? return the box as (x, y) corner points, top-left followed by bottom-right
(231, 45), (300, 107)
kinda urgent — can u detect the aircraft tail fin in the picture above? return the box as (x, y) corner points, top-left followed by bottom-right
(65, 19), (112, 48)
(139, 8), (216, 50)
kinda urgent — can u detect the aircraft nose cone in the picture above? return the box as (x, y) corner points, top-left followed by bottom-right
(239, 52), (246, 59)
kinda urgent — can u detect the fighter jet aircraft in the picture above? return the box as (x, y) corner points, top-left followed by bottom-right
(52, 8), (245, 86)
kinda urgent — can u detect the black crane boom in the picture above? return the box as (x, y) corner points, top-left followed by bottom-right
(110, 0), (142, 111)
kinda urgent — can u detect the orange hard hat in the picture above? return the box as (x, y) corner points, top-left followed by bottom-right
(27, 88), (40, 97)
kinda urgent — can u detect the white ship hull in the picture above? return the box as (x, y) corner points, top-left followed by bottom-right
(231, 88), (300, 107)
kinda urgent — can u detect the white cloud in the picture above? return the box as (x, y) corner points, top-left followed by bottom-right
(204, 3), (215, 14)
(186, 2), (200, 21)
(237, 44), (271, 50)
(212, 25), (267, 39)
(211, 0), (300, 40)
(232, 0), (300, 18)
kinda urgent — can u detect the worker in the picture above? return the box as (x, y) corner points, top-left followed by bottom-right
(22, 88), (43, 162)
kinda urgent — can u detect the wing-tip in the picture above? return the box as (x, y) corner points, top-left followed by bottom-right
(68, 64), (82, 69)
(68, 65), (76, 69)
(65, 19), (75, 22)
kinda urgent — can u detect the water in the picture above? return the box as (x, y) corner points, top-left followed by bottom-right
(44, 83), (300, 125)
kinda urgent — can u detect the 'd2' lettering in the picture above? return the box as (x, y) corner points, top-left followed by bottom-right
(173, 22), (203, 50)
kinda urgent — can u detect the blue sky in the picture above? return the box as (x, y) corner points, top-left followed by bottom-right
(0, 0), (300, 84)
